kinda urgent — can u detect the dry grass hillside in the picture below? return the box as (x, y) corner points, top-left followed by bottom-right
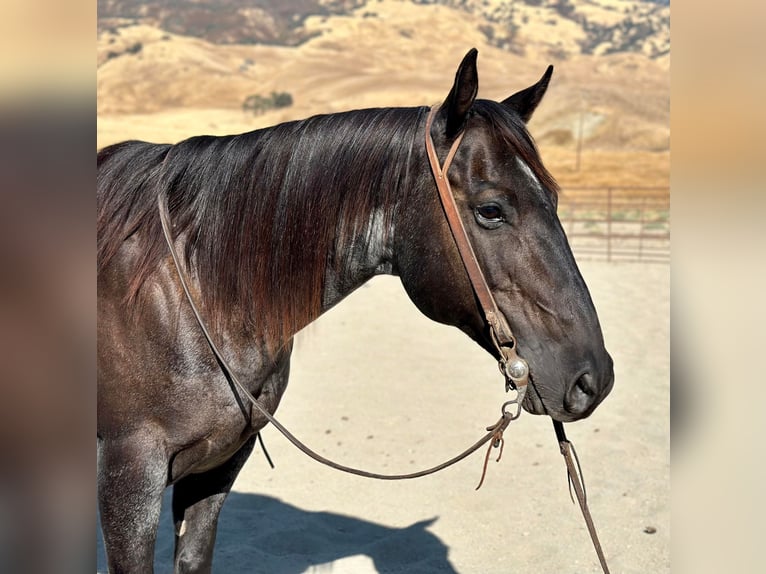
(97, 0), (669, 187)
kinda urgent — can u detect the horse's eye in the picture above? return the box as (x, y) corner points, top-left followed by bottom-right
(475, 203), (505, 228)
(477, 204), (502, 220)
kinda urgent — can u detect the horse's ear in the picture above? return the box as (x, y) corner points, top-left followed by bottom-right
(441, 48), (479, 138)
(502, 65), (553, 123)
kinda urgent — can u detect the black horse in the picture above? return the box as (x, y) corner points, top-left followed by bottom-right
(97, 49), (613, 573)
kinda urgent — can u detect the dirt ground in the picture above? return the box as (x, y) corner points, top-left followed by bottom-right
(97, 259), (669, 573)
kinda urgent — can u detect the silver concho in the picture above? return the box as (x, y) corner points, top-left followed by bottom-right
(505, 357), (529, 382)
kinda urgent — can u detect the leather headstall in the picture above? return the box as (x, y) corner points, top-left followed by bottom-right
(424, 107), (530, 397)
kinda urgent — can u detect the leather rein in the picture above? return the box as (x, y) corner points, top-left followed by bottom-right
(157, 106), (610, 572)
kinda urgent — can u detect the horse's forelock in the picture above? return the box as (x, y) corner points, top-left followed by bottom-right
(472, 100), (559, 200)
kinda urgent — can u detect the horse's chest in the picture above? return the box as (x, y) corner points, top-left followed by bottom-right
(169, 420), (252, 481)
(167, 354), (291, 482)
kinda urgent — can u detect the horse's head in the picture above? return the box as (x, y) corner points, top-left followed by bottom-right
(395, 49), (613, 422)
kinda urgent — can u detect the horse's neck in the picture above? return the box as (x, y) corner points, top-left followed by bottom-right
(319, 207), (396, 313)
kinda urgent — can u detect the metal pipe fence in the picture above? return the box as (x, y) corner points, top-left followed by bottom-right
(557, 187), (669, 263)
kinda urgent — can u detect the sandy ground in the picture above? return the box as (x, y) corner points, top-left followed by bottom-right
(97, 260), (669, 573)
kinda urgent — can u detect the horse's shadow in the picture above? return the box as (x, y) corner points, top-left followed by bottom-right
(97, 491), (457, 573)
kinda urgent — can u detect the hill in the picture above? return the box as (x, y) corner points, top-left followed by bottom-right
(97, 0), (366, 46)
(97, 0), (669, 186)
(98, 0), (669, 58)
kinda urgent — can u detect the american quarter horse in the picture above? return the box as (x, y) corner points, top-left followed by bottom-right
(97, 49), (614, 573)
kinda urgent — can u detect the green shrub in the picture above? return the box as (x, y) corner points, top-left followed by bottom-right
(243, 91), (293, 115)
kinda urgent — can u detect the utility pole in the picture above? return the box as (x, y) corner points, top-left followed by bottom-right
(575, 90), (584, 172)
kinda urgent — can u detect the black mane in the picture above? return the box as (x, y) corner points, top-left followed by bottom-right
(98, 107), (427, 345)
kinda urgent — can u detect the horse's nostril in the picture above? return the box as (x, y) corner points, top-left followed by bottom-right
(575, 372), (595, 396)
(565, 372), (596, 415)
(561, 357), (614, 420)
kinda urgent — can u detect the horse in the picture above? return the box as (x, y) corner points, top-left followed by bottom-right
(97, 48), (614, 573)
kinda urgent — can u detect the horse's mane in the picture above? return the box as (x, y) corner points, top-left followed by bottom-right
(97, 107), (427, 346)
(97, 101), (556, 348)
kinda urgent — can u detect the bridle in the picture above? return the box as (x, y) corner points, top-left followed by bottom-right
(424, 107), (530, 396)
(156, 105), (610, 572)
(424, 107), (609, 572)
